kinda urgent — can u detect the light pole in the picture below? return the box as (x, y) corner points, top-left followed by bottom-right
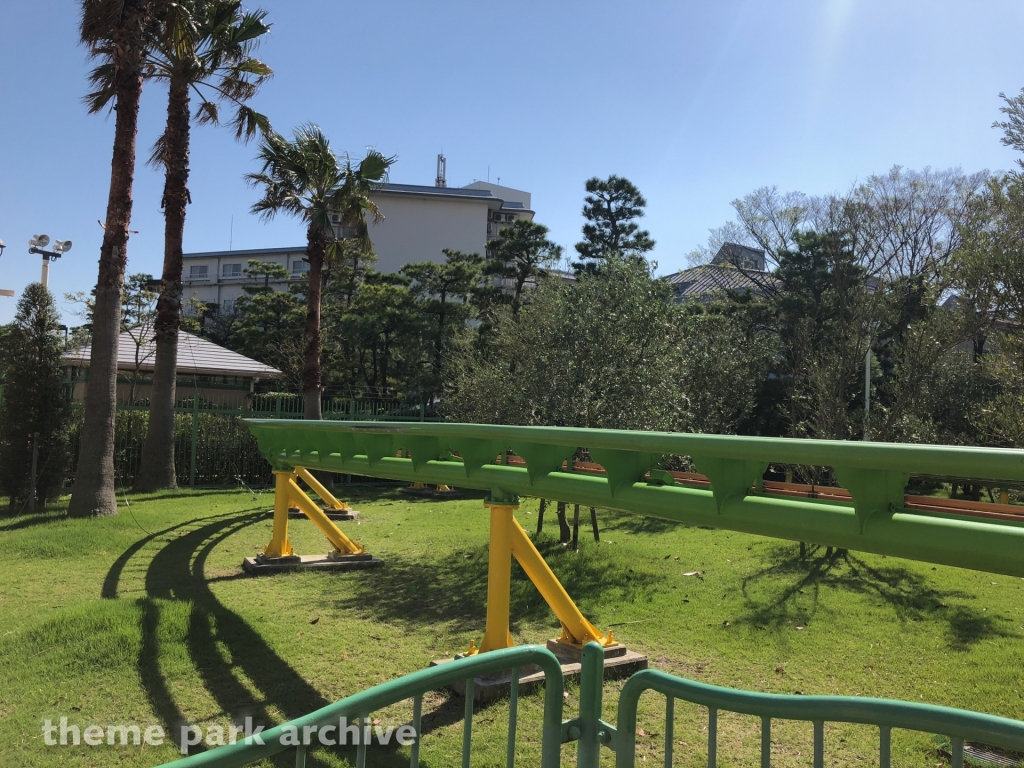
(863, 347), (871, 441)
(0, 238), (13, 297)
(28, 234), (73, 288)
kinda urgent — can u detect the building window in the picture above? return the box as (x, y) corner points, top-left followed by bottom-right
(221, 298), (235, 314)
(222, 263), (242, 277)
(292, 260), (310, 275)
(189, 265), (208, 279)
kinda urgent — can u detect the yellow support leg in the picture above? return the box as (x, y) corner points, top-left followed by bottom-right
(294, 466), (351, 511)
(470, 499), (614, 655)
(510, 516), (615, 649)
(474, 501), (517, 654)
(264, 471), (295, 558)
(286, 474), (365, 555)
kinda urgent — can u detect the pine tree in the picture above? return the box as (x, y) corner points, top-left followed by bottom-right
(574, 175), (655, 271)
(0, 284), (70, 508)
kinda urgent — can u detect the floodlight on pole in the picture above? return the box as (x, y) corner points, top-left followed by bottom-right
(28, 233), (73, 287)
(0, 238), (10, 296)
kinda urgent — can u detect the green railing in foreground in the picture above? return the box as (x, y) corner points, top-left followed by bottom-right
(157, 642), (1024, 768)
(243, 420), (1024, 577)
(158, 644), (565, 768)
(614, 656), (1024, 768)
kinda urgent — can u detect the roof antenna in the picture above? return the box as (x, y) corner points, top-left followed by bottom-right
(436, 154), (447, 188)
(229, 215), (233, 251)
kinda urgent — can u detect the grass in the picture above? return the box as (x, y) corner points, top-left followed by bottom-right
(2, 486), (1023, 767)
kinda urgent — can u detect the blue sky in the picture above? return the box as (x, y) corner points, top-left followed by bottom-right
(1, 0), (1023, 324)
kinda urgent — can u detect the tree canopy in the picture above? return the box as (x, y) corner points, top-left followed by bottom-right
(574, 175), (655, 270)
(0, 284), (70, 507)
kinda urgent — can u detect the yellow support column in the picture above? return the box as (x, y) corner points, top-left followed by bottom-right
(510, 517), (615, 649)
(468, 497), (616, 655)
(474, 499), (517, 653)
(247, 468), (380, 574)
(286, 475), (365, 555)
(294, 466), (351, 511)
(264, 471), (295, 558)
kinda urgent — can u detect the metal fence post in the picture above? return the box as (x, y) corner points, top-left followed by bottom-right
(578, 642), (607, 768)
(189, 396), (199, 489)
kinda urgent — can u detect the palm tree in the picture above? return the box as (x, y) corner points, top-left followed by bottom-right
(246, 126), (395, 418)
(68, 0), (157, 518)
(133, 0), (272, 492)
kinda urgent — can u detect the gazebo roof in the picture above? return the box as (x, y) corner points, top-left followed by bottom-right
(63, 328), (282, 378)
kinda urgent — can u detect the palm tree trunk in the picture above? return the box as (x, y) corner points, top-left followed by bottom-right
(68, 3), (148, 518)
(135, 77), (190, 492)
(302, 228), (326, 420)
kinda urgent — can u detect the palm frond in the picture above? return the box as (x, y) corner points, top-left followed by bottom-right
(194, 98), (220, 126)
(356, 150), (396, 184)
(83, 60), (118, 113)
(80, 0), (128, 49)
(228, 105), (270, 142)
(148, 130), (169, 169)
(228, 9), (270, 44)
(160, 0), (200, 63)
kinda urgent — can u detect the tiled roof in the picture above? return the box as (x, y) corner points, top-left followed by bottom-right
(63, 328), (282, 378)
(664, 264), (774, 300)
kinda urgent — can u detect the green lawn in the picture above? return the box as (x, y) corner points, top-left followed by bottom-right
(2, 486), (1023, 767)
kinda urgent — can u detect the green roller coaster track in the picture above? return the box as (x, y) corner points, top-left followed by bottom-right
(148, 420), (1024, 767)
(244, 420), (1024, 577)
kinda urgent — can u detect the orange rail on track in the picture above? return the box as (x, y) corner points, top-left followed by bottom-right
(498, 453), (1024, 523)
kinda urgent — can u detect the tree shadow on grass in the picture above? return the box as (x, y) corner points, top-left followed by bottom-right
(1, 511), (68, 531)
(332, 533), (665, 639)
(104, 510), (416, 767)
(598, 510), (685, 537)
(338, 486), (488, 505)
(736, 543), (1020, 650)
(123, 488), (250, 503)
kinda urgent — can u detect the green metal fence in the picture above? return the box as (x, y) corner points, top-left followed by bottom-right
(614, 660), (1024, 768)
(157, 642), (1024, 768)
(59, 395), (440, 489)
(158, 644), (565, 768)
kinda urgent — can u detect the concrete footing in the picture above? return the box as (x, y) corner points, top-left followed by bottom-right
(242, 552), (382, 574)
(430, 642), (647, 702)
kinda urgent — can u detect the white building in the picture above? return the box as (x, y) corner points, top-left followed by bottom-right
(181, 172), (533, 316)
